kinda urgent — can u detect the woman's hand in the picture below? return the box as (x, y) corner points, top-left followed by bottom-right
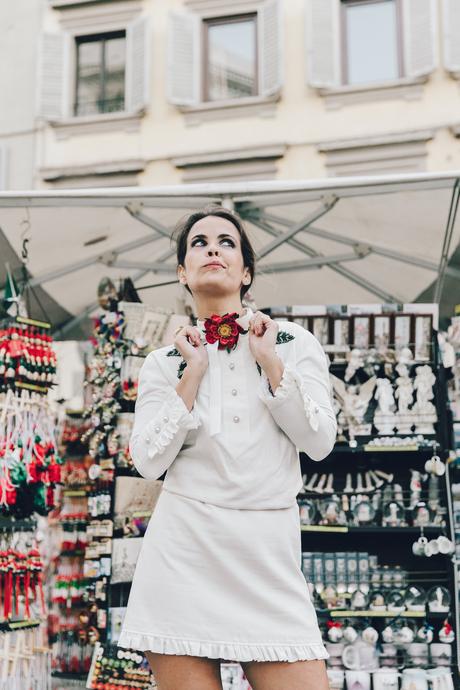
(249, 312), (284, 393)
(174, 325), (208, 376)
(248, 311), (279, 366)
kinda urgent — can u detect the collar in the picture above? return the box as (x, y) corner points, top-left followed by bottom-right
(196, 306), (253, 333)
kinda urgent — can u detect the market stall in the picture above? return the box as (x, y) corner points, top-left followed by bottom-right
(1, 171), (460, 689)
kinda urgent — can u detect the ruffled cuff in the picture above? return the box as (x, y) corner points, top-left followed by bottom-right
(258, 363), (320, 432)
(144, 387), (201, 459)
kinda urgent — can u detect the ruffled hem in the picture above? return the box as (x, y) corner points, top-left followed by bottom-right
(259, 363), (320, 432)
(145, 388), (201, 459)
(117, 630), (329, 663)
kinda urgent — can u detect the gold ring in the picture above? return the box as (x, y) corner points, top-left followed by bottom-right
(174, 325), (185, 335)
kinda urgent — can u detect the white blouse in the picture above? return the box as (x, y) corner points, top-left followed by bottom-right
(128, 307), (337, 510)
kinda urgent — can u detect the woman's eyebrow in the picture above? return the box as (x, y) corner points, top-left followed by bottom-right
(190, 233), (237, 241)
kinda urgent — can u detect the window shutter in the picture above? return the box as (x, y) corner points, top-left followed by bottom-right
(402, 0), (438, 78)
(443, 0), (460, 73)
(167, 11), (200, 106)
(259, 0), (283, 97)
(38, 33), (68, 120)
(305, 0), (341, 89)
(126, 15), (150, 113)
(0, 147), (7, 191)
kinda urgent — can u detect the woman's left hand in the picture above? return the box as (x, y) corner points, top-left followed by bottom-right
(248, 311), (279, 365)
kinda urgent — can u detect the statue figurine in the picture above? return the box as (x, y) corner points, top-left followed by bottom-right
(374, 378), (396, 435)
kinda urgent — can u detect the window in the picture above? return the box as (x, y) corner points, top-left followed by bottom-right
(203, 14), (257, 102)
(342, 0), (402, 86)
(75, 31), (126, 116)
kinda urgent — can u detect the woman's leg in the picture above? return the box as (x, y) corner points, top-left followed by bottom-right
(145, 652), (223, 690)
(240, 658), (329, 690)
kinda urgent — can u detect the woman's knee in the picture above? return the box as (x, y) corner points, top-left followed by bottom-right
(145, 652), (223, 690)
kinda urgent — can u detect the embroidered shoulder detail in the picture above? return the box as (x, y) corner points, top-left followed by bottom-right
(166, 348), (181, 357)
(276, 330), (294, 344)
(165, 347), (187, 378)
(177, 360), (187, 379)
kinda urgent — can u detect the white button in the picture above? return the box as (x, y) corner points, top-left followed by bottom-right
(233, 415), (240, 423)
(155, 426), (161, 433)
(231, 389), (237, 396)
(314, 406), (319, 413)
(163, 416), (169, 423)
(229, 362), (235, 370)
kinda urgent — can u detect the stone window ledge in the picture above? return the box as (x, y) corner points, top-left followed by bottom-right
(318, 76), (428, 110)
(48, 111), (143, 139)
(179, 93), (280, 126)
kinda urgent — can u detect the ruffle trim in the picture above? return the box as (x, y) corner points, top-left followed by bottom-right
(117, 630), (329, 663)
(145, 388), (201, 460)
(259, 363), (320, 432)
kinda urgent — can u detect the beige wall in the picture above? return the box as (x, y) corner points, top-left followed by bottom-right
(23, 0), (460, 189)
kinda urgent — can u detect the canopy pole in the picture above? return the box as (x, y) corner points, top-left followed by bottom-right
(434, 179), (460, 304)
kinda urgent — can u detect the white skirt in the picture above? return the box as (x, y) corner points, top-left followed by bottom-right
(117, 487), (328, 663)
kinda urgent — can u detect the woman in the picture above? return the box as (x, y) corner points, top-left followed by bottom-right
(118, 206), (337, 690)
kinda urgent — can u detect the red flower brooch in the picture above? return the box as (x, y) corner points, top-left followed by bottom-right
(203, 312), (247, 352)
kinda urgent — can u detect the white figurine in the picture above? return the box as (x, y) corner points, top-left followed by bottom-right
(374, 378), (396, 435)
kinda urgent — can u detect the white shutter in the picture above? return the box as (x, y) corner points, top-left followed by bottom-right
(38, 33), (68, 120)
(443, 0), (460, 73)
(126, 15), (150, 113)
(259, 0), (283, 97)
(0, 147), (7, 191)
(305, 0), (341, 89)
(167, 11), (200, 106)
(402, 0), (438, 78)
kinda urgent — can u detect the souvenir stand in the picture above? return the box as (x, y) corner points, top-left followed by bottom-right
(275, 303), (457, 690)
(0, 301), (60, 690)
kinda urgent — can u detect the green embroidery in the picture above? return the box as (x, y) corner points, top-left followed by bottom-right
(276, 330), (294, 344)
(166, 348), (181, 357)
(178, 360), (187, 379)
(166, 348), (187, 378)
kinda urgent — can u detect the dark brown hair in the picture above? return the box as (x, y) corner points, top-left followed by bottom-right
(173, 205), (256, 300)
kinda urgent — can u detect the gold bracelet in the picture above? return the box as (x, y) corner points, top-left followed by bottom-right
(174, 325), (185, 335)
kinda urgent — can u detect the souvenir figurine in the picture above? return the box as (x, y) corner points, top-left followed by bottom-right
(412, 365), (437, 434)
(373, 378), (396, 435)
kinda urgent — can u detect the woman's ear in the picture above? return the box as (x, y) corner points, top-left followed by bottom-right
(177, 265), (187, 286)
(242, 268), (251, 286)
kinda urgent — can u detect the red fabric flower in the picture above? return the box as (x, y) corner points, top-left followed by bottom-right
(203, 312), (247, 352)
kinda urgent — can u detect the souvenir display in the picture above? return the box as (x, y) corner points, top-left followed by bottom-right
(282, 303), (458, 684)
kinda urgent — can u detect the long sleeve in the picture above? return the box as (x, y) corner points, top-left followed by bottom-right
(258, 326), (337, 461)
(129, 352), (201, 480)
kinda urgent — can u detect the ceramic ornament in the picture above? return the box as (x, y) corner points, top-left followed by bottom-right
(439, 620), (455, 644)
(344, 473), (354, 494)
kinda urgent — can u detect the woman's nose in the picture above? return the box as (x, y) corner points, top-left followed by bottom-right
(207, 247), (219, 255)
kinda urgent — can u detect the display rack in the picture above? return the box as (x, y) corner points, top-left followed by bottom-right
(269, 304), (457, 687)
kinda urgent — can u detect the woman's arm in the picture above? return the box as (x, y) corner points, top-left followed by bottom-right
(128, 353), (203, 480)
(258, 327), (337, 461)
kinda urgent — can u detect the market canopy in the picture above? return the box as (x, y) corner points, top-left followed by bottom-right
(0, 170), (459, 340)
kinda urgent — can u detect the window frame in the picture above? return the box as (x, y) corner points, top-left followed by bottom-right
(74, 29), (126, 117)
(202, 12), (259, 103)
(340, 0), (404, 87)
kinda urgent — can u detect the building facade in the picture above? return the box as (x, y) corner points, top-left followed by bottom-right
(3, 0), (460, 190)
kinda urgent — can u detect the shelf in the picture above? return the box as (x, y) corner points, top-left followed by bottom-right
(328, 442), (437, 455)
(0, 619), (42, 631)
(317, 609), (448, 619)
(300, 525), (443, 534)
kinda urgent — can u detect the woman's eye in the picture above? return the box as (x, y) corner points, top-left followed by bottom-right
(222, 238), (235, 247)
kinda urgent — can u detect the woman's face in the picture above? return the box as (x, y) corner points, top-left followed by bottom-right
(178, 215), (251, 298)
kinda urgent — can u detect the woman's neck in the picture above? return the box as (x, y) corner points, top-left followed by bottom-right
(194, 297), (244, 320)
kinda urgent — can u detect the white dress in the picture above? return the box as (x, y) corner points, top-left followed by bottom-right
(117, 307), (337, 663)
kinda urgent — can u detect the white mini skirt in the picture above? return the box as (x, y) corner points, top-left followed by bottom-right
(117, 487), (328, 663)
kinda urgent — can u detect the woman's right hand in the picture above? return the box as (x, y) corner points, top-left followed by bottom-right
(174, 325), (208, 375)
